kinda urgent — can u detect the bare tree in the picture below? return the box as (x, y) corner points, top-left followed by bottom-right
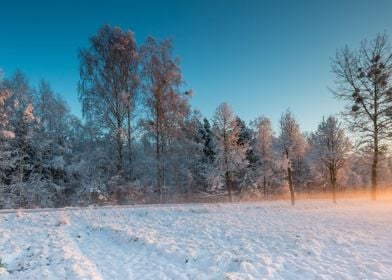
(331, 33), (392, 200)
(79, 24), (138, 175)
(309, 116), (351, 203)
(140, 37), (189, 202)
(253, 116), (273, 197)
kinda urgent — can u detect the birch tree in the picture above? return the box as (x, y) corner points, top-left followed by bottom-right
(79, 24), (138, 175)
(140, 37), (190, 201)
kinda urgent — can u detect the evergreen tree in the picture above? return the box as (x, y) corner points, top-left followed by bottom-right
(198, 117), (215, 164)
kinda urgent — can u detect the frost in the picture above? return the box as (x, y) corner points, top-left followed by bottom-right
(51, 156), (65, 170)
(0, 130), (15, 139)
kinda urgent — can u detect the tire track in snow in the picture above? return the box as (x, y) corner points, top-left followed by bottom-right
(65, 211), (141, 280)
(2, 200), (392, 279)
(55, 211), (104, 280)
(0, 211), (102, 280)
(67, 210), (208, 279)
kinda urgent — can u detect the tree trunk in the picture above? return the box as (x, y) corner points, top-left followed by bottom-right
(225, 170), (232, 202)
(126, 107), (132, 180)
(287, 166), (295, 206)
(371, 150), (378, 201)
(263, 175), (267, 198)
(156, 129), (163, 203)
(332, 180), (336, 203)
(372, 127), (378, 201)
(161, 135), (166, 202)
(155, 98), (164, 203)
(330, 167), (337, 204)
(223, 125), (232, 202)
(372, 82), (378, 201)
(115, 120), (123, 174)
(285, 151), (295, 206)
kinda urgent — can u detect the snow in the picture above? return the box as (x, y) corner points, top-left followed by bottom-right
(0, 130), (15, 139)
(1, 199), (392, 279)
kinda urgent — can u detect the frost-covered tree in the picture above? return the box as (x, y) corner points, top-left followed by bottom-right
(79, 24), (139, 175)
(200, 118), (215, 164)
(331, 33), (392, 200)
(278, 110), (304, 205)
(196, 118), (216, 191)
(140, 36), (191, 201)
(0, 78), (13, 140)
(4, 72), (35, 184)
(234, 116), (256, 193)
(35, 81), (70, 143)
(291, 132), (310, 193)
(309, 116), (351, 202)
(33, 81), (72, 205)
(0, 71), (82, 208)
(253, 116), (274, 196)
(236, 117), (256, 165)
(165, 110), (203, 196)
(0, 72), (14, 207)
(0, 72), (28, 207)
(212, 103), (248, 202)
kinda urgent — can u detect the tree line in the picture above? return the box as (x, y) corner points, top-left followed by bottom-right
(1, 25), (392, 208)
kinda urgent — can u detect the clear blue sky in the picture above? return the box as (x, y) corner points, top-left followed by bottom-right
(1, 0), (392, 131)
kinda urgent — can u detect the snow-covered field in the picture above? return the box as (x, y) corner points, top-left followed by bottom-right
(1, 199), (392, 280)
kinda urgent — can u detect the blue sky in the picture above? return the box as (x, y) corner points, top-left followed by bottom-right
(1, 0), (392, 131)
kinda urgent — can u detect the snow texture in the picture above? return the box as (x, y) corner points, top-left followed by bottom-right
(1, 199), (392, 279)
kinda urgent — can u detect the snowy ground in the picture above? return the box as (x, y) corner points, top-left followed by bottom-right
(1, 199), (392, 280)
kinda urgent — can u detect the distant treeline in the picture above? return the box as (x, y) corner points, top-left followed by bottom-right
(1, 26), (392, 208)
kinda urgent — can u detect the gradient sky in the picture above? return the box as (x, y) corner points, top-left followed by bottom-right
(1, 0), (392, 132)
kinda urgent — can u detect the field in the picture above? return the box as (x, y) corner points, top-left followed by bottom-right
(1, 199), (392, 279)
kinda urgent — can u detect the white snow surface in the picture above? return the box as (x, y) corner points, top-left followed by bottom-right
(1, 199), (392, 280)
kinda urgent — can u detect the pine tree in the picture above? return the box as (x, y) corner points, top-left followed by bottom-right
(200, 118), (215, 164)
(236, 116), (257, 168)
